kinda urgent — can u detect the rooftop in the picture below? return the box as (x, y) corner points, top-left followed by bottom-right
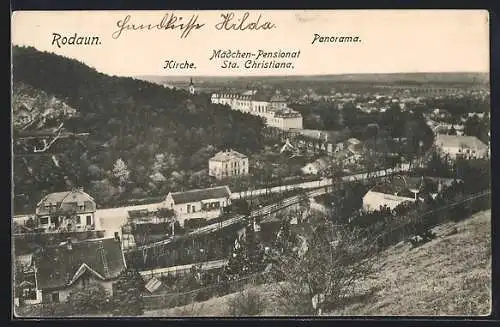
(33, 237), (126, 290)
(273, 108), (302, 118)
(36, 189), (95, 207)
(370, 176), (456, 199)
(169, 186), (231, 205)
(210, 149), (247, 162)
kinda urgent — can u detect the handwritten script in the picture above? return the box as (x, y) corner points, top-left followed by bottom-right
(111, 12), (276, 40)
(112, 13), (205, 39)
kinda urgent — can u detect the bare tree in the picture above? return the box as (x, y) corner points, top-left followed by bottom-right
(268, 222), (380, 315)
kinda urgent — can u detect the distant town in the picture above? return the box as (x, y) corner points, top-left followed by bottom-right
(12, 46), (491, 317)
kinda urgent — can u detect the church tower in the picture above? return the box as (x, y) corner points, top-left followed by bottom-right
(189, 77), (195, 95)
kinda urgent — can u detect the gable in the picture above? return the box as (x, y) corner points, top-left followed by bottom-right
(67, 263), (105, 286)
(34, 238), (126, 290)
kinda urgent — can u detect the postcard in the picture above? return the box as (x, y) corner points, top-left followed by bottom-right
(11, 10), (491, 317)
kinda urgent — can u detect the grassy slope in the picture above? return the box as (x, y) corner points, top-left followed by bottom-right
(144, 210), (491, 317)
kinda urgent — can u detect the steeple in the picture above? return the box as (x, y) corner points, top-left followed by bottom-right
(189, 77), (195, 95)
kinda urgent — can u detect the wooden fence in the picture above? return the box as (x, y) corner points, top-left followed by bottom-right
(142, 272), (268, 311)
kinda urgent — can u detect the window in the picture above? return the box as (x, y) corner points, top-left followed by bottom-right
(51, 292), (59, 303)
(75, 216), (81, 224)
(39, 217), (49, 225)
(187, 204), (191, 213)
(86, 215), (92, 226)
(81, 275), (89, 287)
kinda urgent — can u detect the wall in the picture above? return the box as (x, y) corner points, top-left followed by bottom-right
(36, 212), (95, 232)
(41, 277), (114, 304)
(209, 157), (249, 179)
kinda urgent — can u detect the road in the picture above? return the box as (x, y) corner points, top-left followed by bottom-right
(14, 163), (413, 242)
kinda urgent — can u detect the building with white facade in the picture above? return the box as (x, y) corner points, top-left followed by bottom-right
(35, 188), (97, 232)
(434, 134), (489, 160)
(164, 186), (232, 227)
(209, 149), (249, 180)
(211, 90), (303, 130)
(265, 108), (303, 130)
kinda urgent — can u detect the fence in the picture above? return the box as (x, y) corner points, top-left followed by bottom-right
(140, 259), (228, 279)
(142, 272), (268, 311)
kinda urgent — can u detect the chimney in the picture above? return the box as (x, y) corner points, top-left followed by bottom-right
(66, 237), (73, 250)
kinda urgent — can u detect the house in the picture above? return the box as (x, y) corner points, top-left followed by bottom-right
(265, 108), (303, 130)
(19, 237), (126, 304)
(434, 134), (489, 160)
(164, 186), (232, 227)
(362, 176), (455, 212)
(209, 149), (249, 180)
(301, 157), (330, 175)
(35, 188), (97, 232)
(269, 94), (288, 110)
(333, 148), (362, 166)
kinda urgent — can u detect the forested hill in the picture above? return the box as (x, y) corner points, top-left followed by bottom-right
(12, 46), (265, 213)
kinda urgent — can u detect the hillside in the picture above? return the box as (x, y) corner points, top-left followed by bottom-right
(144, 210), (491, 316)
(12, 46), (266, 213)
(12, 82), (79, 131)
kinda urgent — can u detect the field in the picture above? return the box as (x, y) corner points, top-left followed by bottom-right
(144, 210), (491, 316)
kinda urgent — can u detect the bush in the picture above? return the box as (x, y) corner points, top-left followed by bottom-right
(226, 289), (266, 316)
(194, 287), (214, 302)
(66, 284), (112, 315)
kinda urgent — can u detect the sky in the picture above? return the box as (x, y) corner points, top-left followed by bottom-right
(11, 10), (490, 77)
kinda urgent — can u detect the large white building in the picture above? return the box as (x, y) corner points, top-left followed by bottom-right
(211, 90), (303, 130)
(209, 149), (249, 180)
(434, 134), (489, 160)
(163, 186), (232, 227)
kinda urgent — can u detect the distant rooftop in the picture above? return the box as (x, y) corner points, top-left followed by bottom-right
(273, 108), (302, 118)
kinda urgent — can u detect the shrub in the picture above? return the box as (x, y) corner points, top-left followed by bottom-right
(226, 289), (266, 316)
(194, 287), (214, 302)
(66, 284), (112, 315)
